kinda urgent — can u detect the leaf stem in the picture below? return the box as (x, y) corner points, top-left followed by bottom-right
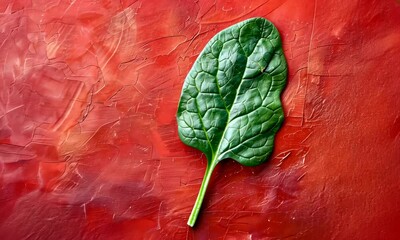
(187, 162), (216, 227)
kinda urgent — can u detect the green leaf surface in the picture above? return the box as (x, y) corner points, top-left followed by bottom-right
(176, 17), (287, 227)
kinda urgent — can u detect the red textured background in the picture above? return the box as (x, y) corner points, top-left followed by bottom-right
(1, 0), (400, 239)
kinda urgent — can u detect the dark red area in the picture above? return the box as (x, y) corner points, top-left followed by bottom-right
(0, 0), (399, 239)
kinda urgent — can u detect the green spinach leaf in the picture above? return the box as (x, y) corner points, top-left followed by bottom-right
(177, 17), (287, 227)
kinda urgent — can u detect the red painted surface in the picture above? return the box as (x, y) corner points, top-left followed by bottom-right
(1, 0), (400, 239)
